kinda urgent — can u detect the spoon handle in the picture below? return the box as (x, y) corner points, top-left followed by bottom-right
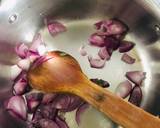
(75, 80), (160, 128)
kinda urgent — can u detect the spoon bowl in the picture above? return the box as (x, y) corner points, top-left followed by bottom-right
(28, 51), (160, 128)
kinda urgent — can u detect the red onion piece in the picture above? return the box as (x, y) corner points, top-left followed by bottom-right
(51, 94), (71, 110)
(10, 65), (22, 81)
(98, 47), (111, 60)
(88, 55), (106, 69)
(90, 78), (110, 88)
(17, 58), (31, 71)
(27, 50), (40, 63)
(94, 20), (113, 30)
(119, 41), (135, 53)
(45, 18), (67, 37)
(115, 80), (132, 98)
(105, 19), (128, 35)
(15, 43), (29, 59)
(88, 33), (105, 47)
(104, 36), (120, 51)
(31, 55), (53, 69)
(42, 93), (57, 104)
(25, 92), (43, 113)
(13, 77), (28, 95)
(39, 119), (60, 128)
(32, 110), (43, 122)
(76, 103), (89, 126)
(30, 33), (44, 52)
(128, 86), (142, 106)
(39, 104), (58, 119)
(96, 19), (128, 36)
(121, 53), (135, 64)
(126, 71), (146, 85)
(94, 20), (104, 30)
(56, 117), (69, 128)
(79, 45), (87, 56)
(6, 96), (27, 120)
(64, 95), (83, 112)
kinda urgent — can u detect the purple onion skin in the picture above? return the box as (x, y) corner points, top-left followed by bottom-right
(25, 92), (43, 113)
(121, 53), (135, 64)
(119, 41), (135, 53)
(104, 36), (120, 51)
(42, 93), (57, 104)
(115, 80), (132, 99)
(88, 56), (106, 69)
(32, 110), (43, 122)
(88, 33), (105, 47)
(6, 96), (27, 121)
(98, 47), (111, 60)
(56, 117), (69, 128)
(39, 118), (60, 128)
(126, 71), (146, 86)
(63, 95), (83, 112)
(76, 103), (90, 126)
(39, 104), (58, 120)
(128, 86), (142, 107)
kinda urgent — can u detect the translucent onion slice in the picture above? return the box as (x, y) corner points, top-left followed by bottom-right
(75, 103), (89, 126)
(126, 71), (146, 85)
(128, 86), (142, 107)
(121, 53), (135, 64)
(6, 96), (27, 120)
(15, 43), (29, 59)
(45, 18), (67, 37)
(115, 80), (132, 98)
(88, 55), (106, 69)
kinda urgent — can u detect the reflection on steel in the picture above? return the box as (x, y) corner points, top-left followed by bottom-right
(0, 0), (160, 128)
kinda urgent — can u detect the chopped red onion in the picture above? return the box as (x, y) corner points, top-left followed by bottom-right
(45, 18), (67, 37)
(13, 77), (28, 95)
(119, 41), (135, 53)
(88, 55), (106, 69)
(32, 110), (43, 122)
(126, 71), (146, 85)
(15, 43), (29, 59)
(64, 95), (83, 112)
(105, 19), (128, 36)
(115, 80), (132, 98)
(27, 50), (40, 63)
(17, 58), (31, 71)
(25, 92), (43, 113)
(90, 78), (110, 88)
(10, 65), (22, 81)
(76, 103), (89, 126)
(42, 93), (57, 104)
(6, 96), (27, 120)
(96, 19), (128, 36)
(31, 55), (53, 69)
(39, 119), (60, 128)
(30, 33), (44, 52)
(104, 36), (120, 51)
(88, 33), (105, 47)
(121, 53), (135, 64)
(98, 47), (111, 60)
(128, 86), (142, 106)
(56, 117), (69, 128)
(51, 94), (71, 110)
(39, 104), (58, 119)
(79, 45), (87, 56)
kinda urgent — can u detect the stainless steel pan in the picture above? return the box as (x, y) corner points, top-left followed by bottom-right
(0, 0), (160, 127)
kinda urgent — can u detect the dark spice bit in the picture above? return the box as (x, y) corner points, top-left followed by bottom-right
(90, 78), (110, 88)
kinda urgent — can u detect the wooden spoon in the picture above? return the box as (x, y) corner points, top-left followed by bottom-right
(28, 51), (160, 128)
